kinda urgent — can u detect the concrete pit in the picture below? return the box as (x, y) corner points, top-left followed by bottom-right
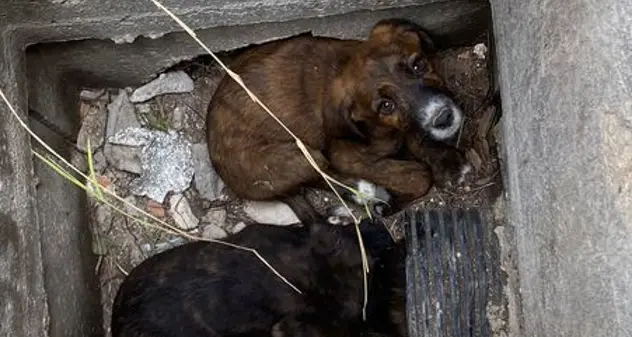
(1, 1), (631, 337)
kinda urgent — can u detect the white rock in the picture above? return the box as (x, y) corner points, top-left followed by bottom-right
(243, 200), (300, 225)
(169, 194), (199, 230)
(202, 208), (227, 225)
(473, 43), (488, 60)
(202, 223), (228, 240)
(231, 222), (247, 234)
(192, 143), (226, 201)
(130, 71), (194, 103)
(80, 88), (106, 101)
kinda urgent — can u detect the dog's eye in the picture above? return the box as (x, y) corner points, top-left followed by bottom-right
(410, 57), (427, 77)
(378, 99), (396, 114)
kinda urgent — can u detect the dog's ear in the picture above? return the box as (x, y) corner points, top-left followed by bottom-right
(368, 18), (436, 54)
(323, 77), (367, 141)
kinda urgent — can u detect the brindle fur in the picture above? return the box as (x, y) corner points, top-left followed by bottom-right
(206, 18), (467, 212)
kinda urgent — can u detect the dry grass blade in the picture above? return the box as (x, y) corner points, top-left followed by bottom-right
(148, 0), (372, 317)
(0, 87), (302, 295)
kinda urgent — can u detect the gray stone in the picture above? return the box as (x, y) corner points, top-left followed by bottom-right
(202, 223), (228, 240)
(169, 194), (199, 231)
(105, 89), (140, 138)
(129, 71), (194, 103)
(170, 106), (186, 131)
(77, 102), (107, 153)
(243, 200), (300, 225)
(191, 143), (225, 201)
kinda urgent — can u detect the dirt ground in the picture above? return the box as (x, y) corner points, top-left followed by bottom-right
(73, 34), (502, 336)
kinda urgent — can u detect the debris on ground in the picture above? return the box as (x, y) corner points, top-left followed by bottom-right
(71, 37), (501, 337)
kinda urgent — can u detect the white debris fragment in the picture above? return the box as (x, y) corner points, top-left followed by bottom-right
(129, 71), (194, 103)
(243, 200), (300, 226)
(169, 194), (199, 230)
(191, 143), (226, 201)
(108, 127), (194, 203)
(91, 149), (108, 173)
(231, 222), (247, 234)
(473, 43), (488, 60)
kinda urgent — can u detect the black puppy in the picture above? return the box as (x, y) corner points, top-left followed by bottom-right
(111, 214), (397, 337)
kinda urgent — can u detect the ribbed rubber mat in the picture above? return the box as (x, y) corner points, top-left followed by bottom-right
(404, 208), (492, 337)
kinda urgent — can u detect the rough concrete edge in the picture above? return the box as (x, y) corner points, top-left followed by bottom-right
(0, 28), (50, 337)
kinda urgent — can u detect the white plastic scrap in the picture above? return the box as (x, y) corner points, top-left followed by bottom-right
(108, 127), (194, 203)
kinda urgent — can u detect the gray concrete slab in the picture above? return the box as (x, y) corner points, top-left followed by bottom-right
(491, 0), (632, 336)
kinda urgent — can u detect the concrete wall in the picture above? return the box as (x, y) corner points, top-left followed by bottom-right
(0, 1), (490, 336)
(491, 0), (632, 336)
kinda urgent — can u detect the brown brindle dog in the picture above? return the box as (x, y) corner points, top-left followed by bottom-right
(206, 18), (469, 215)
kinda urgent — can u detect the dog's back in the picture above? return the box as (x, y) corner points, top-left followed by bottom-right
(111, 219), (381, 337)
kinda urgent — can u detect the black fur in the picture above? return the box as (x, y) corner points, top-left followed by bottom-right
(111, 216), (403, 337)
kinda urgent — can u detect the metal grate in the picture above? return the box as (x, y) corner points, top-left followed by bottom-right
(404, 208), (492, 337)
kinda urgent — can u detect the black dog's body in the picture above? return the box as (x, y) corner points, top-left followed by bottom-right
(111, 217), (402, 337)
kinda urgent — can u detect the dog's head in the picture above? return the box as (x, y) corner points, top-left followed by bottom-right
(328, 18), (463, 141)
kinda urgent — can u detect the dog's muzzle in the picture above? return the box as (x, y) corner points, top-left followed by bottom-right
(413, 88), (463, 141)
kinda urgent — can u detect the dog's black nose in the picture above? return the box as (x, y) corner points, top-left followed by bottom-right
(433, 107), (454, 129)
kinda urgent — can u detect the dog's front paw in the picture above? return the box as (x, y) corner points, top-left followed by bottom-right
(350, 179), (392, 216)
